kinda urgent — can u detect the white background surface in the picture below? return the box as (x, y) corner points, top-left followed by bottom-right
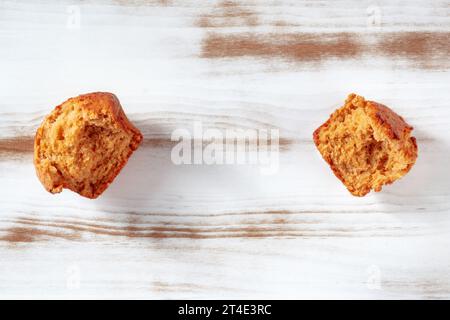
(0, 0), (449, 299)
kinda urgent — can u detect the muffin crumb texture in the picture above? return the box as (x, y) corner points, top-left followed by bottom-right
(34, 92), (143, 199)
(313, 94), (418, 197)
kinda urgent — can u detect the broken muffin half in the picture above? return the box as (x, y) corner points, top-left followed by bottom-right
(34, 92), (143, 199)
(313, 93), (418, 197)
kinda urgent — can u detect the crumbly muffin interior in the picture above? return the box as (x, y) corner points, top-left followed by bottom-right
(35, 103), (133, 198)
(314, 97), (417, 196)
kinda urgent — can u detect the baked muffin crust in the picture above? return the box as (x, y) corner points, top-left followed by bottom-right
(34, 92), (143, 199)
(313, 94), (418, 196)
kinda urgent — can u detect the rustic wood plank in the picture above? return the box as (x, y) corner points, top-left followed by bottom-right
(0, 0), (449, 299)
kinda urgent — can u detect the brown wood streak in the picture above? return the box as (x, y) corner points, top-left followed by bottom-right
(0, 216), (309, 242)
(112, 0), (172, 6)
(197, 1), (450, 69)
(383, 279), (450, 299)
(0, 226), (80, 243)
(151, 281), (237, 293)
(202, 32), (362, 61)
(197, 0), (259, 28)
(0, 137), (34, 158)
(0, 214), (419, 243)
(201, 32), (450, 68)
(0, 135), (295, 159)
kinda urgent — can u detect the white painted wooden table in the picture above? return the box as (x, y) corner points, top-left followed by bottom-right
(0, 0), (449, 299)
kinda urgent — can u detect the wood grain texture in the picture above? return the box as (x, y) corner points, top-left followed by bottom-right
(0, 0), (449, 299)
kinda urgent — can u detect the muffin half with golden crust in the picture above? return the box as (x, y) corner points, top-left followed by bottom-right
(313, 94), (418, 197)
(34, 92), (143, 199)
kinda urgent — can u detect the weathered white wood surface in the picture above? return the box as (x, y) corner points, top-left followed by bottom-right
(0, 0), (449, 299)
